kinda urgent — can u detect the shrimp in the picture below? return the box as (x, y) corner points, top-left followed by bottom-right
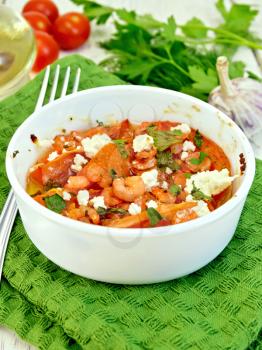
(87, 207), (100, 225)
(135, 148), (157, 160)
(102, 187), (122, 206)
(64, 176), (90, 192)
(80, 143), (129, 188)
(172, 172), (187, 188)
(151, 187), (176, 204)
(132, 158), (157, 171)
(112, 176), (145, 202)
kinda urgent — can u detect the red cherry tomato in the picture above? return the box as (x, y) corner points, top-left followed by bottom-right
(52, 12), (91, 50)
(23, 0), (59, 23)
(23, 11), (52, 33)
(33, 31), (59, 72)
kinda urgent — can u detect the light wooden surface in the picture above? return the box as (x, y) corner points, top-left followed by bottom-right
(1, 0), (262, 349)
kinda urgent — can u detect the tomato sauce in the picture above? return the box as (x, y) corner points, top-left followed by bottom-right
(27, 120), (235, 228)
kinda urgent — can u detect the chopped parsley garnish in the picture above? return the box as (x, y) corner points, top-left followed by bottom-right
(191, 181), (211, 201)
(113, 139), (129, 158)
(190, 151), (207, 165)
(146, 207), (163, 226)
(96, 120), (104, 126)
(194, 130), (203, 148)
(110, 168), (117, 179)
(97, 207), (128, 216)
(169, 184), (181, 196)
(157, 151), (180, 172)
(147, 126), (182, 151)
(184, 173), (192, 179)
(44, 194), (66, 213)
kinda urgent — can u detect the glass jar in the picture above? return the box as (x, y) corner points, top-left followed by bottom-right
(0, 5), (36, 100)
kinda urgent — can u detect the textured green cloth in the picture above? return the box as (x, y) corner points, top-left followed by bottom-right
(0, 55), (262, 350)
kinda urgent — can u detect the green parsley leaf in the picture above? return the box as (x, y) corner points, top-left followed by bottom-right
(188, 66), (218, 94)
(116, 58), (158, 82)
(194, 130), (203, 148)
(161, 16), (177, 42)
(217, 0), (258, 35)
(191, 181), (211, 201)
(184, 173), (192, 179)
(72, 0), (261, 102)
(146, 207), (163, 226)
(113, 139), (129, 158)
(181, 17), (207, 39)
(229, 61), (245, 79)
(247, 71), (262, 82)
(97, 207), (128, 216)
(110, 168), (117, 179)
(190, 151), (208, 165)
(116, 9), (162, 31)
(44, 194), (66, 213)
(147, 126), (182, 151)
(216, 0), (228, 20)
(71, 0), (113, 24)
(169, 184), (181, 196)
(157, 151), (180, 172)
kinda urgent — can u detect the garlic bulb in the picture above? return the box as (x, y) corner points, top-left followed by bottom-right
(209, 56), (262, 141)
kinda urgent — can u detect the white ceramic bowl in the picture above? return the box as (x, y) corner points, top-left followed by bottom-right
(6, 86), (255, 284)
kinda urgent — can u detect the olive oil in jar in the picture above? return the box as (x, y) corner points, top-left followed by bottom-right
(0, 5), (35, 99)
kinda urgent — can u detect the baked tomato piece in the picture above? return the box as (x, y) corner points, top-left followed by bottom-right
(42, 153), (75, 187)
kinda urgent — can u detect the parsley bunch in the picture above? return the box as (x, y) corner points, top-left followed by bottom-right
(71, 0), (262, 101)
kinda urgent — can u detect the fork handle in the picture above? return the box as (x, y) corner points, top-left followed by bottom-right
(0, 190), (18, 277)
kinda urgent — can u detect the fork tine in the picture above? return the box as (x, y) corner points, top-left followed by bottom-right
(35, 65), (50, 111)
(49, 64), (60, 102)
(60, 66), (71, 98)
(72, 68), (81, 94)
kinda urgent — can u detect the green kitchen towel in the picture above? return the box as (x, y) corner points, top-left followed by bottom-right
(0, 55), (262, 350)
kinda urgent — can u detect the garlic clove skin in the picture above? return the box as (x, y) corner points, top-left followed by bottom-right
(209, 56), (262, 140)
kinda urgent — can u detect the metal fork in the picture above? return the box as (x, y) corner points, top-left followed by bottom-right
(0, 65), (81, 279)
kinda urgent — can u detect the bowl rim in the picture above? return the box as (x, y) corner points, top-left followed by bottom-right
(5, 85), (256, 238)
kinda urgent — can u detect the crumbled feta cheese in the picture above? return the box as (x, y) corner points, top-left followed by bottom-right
(71, 154), (88, 172)
(141, 169), (159, 191)
(146, 200), (158, 209)
(192, 200), (210, 217)
(63, 191), (71, 201)
(183, 140), (196, 152)
(165, 167), (173, 175)
(128, 203), (142, 215)
(185, 169), (238, 197)
(161, 181), (169, 190)
(181, 151), (188, 160)
(77, 190), (90, 206)
(47, 151), (58, 162)
(38, 139), (54, 147)
(90, 196), (107, 210)
(81, 134), (112, 158)
(133, 134), (154, 153)
(171, 123), (191, 134)
(186, 194), (194, 202)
